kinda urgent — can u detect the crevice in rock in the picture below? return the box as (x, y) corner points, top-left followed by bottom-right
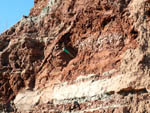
(101, 17), (112, 29)
(57, 32), (78, 66)
(28, 75), (36, 89)
(119, 0), (131, 12)
(118, 88), (148, 96)
(130, 27), (138, 39)
(68, 0), (76, 12)
(139, 54), (150, 68)
(0, 40), (9, 51)
(0, 52), (10, 66)
(145, 10), (150, 17)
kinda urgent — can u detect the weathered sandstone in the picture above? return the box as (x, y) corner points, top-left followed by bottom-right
(0, 0), (150, 113)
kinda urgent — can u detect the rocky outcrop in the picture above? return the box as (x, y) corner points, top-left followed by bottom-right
(0, 0), (150, 113)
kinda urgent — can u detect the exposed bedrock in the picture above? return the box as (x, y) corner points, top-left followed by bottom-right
(0, 0), (150, 113)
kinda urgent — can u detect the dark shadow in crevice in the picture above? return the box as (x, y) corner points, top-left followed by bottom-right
(101, 17), (112, 29)
(130, 27), (138, 39)
(1, 52), (9, 66)
(118, 88), (147, 96)
(58, 32), (78, 67)
(0, 40), (9, 51)
(139, 54), (150, 68)
(145, 10), (150, 17)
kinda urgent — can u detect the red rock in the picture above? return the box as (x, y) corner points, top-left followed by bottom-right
(0, 0), (150, 113)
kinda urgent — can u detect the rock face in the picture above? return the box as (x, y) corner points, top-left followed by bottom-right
(0, 0), (150, 112)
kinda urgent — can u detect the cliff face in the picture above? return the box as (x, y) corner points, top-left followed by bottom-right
(0, 0), (150, 113)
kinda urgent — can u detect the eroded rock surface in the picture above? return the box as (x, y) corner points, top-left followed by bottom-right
(0, 0), (150, 113)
